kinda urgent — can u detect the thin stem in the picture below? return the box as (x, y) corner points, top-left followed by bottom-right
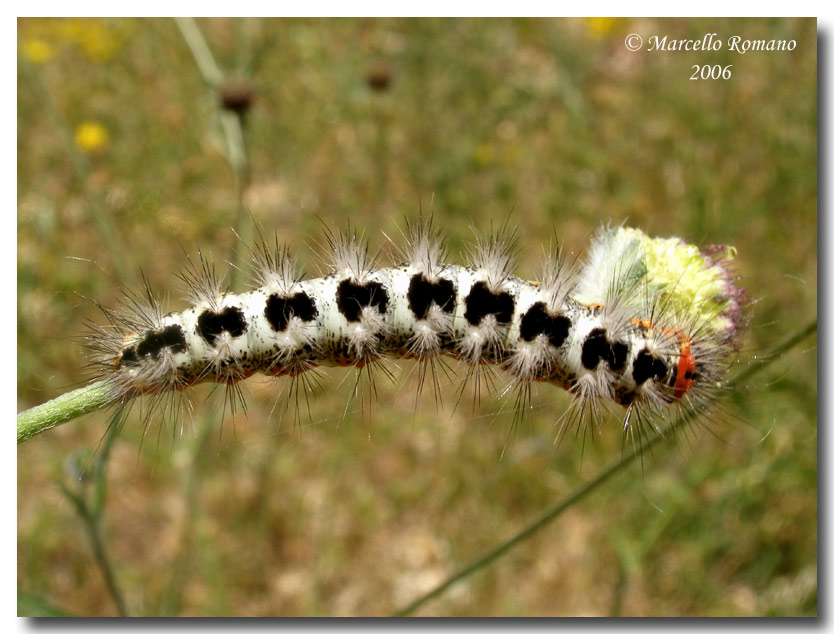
(17, 381), (115, 444)
(392, 411), (693, 617)
(227, 110), (252, 290)
(174, 18), (223, 87)
(391, 320), (817, 616)
(732, 320), (817, 386)
(158, 404), (220, 616)
(174, 17), (251, 288)
(80, 507), (129, 617)
(59, 414), (128, 616)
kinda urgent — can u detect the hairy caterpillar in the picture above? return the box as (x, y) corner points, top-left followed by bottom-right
(83, 220), (745, 443)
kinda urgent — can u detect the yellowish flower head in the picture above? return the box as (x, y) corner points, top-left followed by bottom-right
(21, 38), (54, 64)
(583, 17), (624, 39)
(68, 19), (123, 63)
(610, 226), (742, 340)
(74, 121), (110, 154)
(19, 18), (131, 65)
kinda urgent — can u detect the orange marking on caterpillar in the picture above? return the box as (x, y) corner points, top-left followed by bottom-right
(629, 318), (696, 399)
(673, 335), (695, 400)
(630, 317), (655, 330)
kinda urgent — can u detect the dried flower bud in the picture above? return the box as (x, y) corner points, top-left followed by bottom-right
(365, 61), (393, 92)
(219, 77), (255, 114)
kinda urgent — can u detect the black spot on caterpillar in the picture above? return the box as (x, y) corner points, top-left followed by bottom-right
(407, 273), (456, 319)
(519, 303), (571, 348)
(463, 281), (515, 326)
(265, 292), (318, 332)
(632, 349), (668, 386)
(336, 279), (390, 322)
(581, 328), (628, 372)
(196, 306), (248, 345)
(119, 325), (188, 368)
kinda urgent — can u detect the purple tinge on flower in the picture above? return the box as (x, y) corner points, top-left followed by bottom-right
(701, 244), (748, 350)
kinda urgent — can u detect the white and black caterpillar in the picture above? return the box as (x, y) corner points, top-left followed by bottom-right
(85, 220), (745, 437)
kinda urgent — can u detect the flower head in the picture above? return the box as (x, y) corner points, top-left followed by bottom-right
(74, 121), (110, 154)
(21, 38), (54, 64)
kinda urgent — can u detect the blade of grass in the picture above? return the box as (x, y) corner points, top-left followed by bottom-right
(174, 17), (252, 289)
(391, 319), (817, 616)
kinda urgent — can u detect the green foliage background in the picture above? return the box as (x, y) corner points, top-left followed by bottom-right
(18, 17), (816, 616)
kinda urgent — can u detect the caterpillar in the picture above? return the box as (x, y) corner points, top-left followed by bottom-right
(84, 220), (745, 442)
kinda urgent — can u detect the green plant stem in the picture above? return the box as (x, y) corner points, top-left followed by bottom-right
(227, 114), (252, 290)
(174, 17), (251, 288)
(732, 320), (817, 386)
(174, 17), (249, 188)
(391, 319), (817, 616)
(81, 505), (129, 616)
(17, 381), (114, 444)
(158, 404), (219, 616)
(174, 17), (223, 87)
(59, 414), (128, 616)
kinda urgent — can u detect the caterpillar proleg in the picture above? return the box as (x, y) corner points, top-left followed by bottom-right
(83, 221), (745, 442)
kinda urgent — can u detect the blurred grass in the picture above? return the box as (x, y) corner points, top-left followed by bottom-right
(17, 17), (816, 616)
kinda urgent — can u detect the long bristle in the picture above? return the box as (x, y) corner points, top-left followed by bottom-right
(177, 249), (226, 310)
(324, 224), (377, 283)
(250, 231), (301, 294)
(401, 215), (447, 280)
(467, 222), (518, 291)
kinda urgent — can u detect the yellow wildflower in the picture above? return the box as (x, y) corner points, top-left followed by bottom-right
(74, 121), (110, 154)
(21, 38), (54, 64)
(583, 17), (624, 39)
(70, 19), (123, 63)
(19, 18), (129, 65)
